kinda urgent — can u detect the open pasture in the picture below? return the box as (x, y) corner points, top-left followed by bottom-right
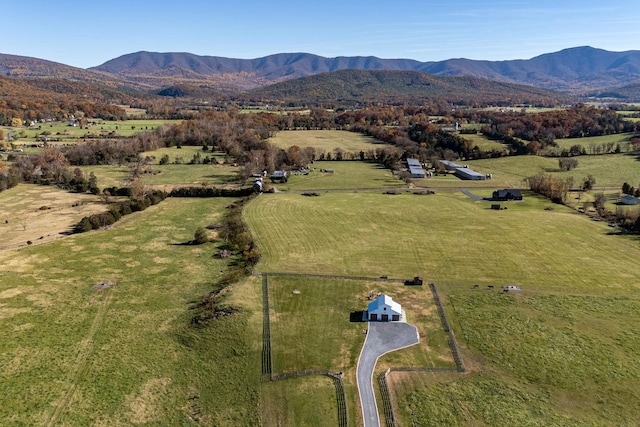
(140, 146), (227, 165)
(0, 184), (106, 251)
(81, 163), (240, 189)
(464, 153), (640, 188)
(0, 196), (262, 425)
(246, 190), (640, 425)
(268, 130), (395, 153)
(4, 119), (181, 145)
(461, 132), (508, 153)
(278, 160), (405, 191)
(553, 132), (633, 152)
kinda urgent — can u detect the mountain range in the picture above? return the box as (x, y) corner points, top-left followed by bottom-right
(2, 46), (640, 100)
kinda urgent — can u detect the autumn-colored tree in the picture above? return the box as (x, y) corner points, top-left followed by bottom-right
(11, 117), (22, 127)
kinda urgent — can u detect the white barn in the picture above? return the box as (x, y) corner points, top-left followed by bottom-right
(367, 295), (402, 322)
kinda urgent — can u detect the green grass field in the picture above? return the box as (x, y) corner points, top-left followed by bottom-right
(4, 119), (182, 145)
(268, 130), (395, 153)
(461, 132), (509, 153)
(276, 161), (406, 191)
(0, 197), (262, 425)
(553, 133), (633, 151)
(81, 163), (240, 190)
(245, 191), (640, 425)
(464, 153), (640, 188)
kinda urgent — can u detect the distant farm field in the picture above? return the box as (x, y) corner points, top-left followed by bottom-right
(245, 191), (640, 425)
(4, 119), (182, 145)
(461, 132), (508, 152)
(464, 153), (640, 188)
(277, 160), (405, 191)
(268, 130), (394, 153)
(82, 163), (240, 189)
(0, 196), (262, 425)
(553, 132), (633, 151)
(0, 184), (106, 251)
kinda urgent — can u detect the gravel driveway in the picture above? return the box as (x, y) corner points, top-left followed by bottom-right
(356, 321), (419, 427)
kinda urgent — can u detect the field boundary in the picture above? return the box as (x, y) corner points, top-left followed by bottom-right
(254, 270), (407, 283)
(258, 272), (466, 427)
(429, 282), (465, 372)
(261, 273), (273, 381)
(260, 272), (348, 427)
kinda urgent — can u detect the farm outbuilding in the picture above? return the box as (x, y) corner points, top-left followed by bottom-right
(493, 189), (523, 201)
(438, 160), (485, 180)
(454, 167), (486, 180)
(407, 158), (426, 178)
(367, 295), (402, 322)
(621, 195), (640, 205)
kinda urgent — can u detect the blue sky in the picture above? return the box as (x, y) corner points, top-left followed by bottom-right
(2, 0), (640, 68)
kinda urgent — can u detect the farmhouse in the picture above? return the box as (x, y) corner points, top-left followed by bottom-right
(493, 189), (523, 201)
(621, 195), (640, 205)
(367, 294), (403, 321)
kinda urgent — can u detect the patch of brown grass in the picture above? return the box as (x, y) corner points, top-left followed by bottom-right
(0, 184), (106, 252)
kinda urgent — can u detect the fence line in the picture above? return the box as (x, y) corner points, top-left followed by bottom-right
(261, 273), (273, 381)
(378, 369), (396, 427)
(260, 272), (347, 426)
(429, 283), (465, 372)
(254, 271), (407, 283)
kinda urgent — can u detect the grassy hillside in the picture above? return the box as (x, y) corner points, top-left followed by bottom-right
(0, 197), (261, 425)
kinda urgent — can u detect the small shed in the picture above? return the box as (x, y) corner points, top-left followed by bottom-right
(367, 295), (402, 322)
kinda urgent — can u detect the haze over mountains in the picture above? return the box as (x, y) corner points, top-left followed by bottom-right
(2, 46), (640, 100)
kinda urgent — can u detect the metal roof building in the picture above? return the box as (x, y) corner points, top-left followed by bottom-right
(438, 160), (486, 180)
(367, 295), (403, 322)
(407, 158), (425, 178)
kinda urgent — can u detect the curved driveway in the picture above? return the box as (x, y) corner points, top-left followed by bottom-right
(356, 321), (419, 427)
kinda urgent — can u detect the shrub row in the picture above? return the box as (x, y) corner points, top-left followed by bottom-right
(73, 190), (167, 233)
(169, 186), (255, 198)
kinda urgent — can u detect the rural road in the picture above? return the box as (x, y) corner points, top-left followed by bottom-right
(357, 321), (420, 427)
(460, 188), (485, 201)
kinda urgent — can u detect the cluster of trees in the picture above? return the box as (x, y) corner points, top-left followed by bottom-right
(467, 105), (638, 151)
(74, 189), (167, 233)
(622, 182), (640, 198)
(4, 149), (100, 193)
(524, 173), (574, 203)
(558, 158), (579, 171)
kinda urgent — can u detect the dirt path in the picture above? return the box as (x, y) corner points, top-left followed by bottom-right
(45, 293), (111, 426)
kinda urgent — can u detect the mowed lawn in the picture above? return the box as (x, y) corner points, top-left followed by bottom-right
(245, 191), (640, 425)
(0, 197), (262, 426)
(268, 130), (395, 153)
